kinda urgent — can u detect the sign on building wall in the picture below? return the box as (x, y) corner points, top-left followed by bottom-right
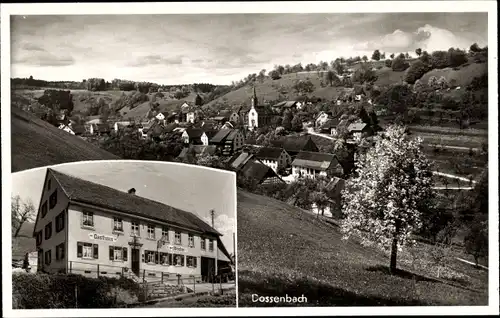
(166, 245), (185, 253)
(88, 233), (117, 242)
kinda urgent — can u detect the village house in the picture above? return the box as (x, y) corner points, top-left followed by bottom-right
(254, 147), (292, 174)
(177, 145), (217, 161)
(315, 111), (332, 129)
(210, 129), (245, 156)
(319, 118), (340, 136)
(311, 177), (346, 218)
(246, 87), (276, 131)
(155, 112), (169, 123)
(181, 128), (214, 146)
(271, 135), (319, 158)
(32, 169), (230, 281)
(347, 122), (372, 139)
(228, 151), (284, 186)
(291, 151), (344, 179)
(271, 100), (303, 114)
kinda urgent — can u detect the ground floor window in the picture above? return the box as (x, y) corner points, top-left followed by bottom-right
(56, 243), (65, 261)
(186, 256), (197, 268)
(77, 242), (98, 259)
(144, 250), (158, 264)
(109, 246), (128, 261)
(173, 254), (184, 266)
(44, 250), (52, 265)
(160, 252), (172, 265)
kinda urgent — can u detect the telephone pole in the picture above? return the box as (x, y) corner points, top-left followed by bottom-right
(210, 209), (215, 228)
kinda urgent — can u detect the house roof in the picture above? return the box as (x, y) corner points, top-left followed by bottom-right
(204, 130), (218, 139)
(49, 169), (221, 236)
(210, 129), (232, 143)
(271, 136), (316, 153)
(292, 151), (338, 171)
(72, 124), (86, 134)
(164, 123), (178, 133)
(185, 128), (205, 139)
(212, 116), (228, 121)
(228, 152), (253, 171)
(225, 129), (239, 142)
(255, 147), (285, 160)
(321, 118), (340, 129)
(240, 160), (275, 183)
(273, 101), (297, 108)
(347, 122), (368, 132)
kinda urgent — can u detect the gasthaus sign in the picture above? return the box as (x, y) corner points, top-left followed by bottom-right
(88, 233), (117, 242)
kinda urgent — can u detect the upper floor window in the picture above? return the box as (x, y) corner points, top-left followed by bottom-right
(201, 238), (206, 250)
(208, 239), (214, 252)
(147, 225), (155, 239)
(36, 231), (43, 246)
(44, 222), (52, 240)
(113, 217), (123, 232)
(188, 234), (194, 248)
(161, 227), (169, 242)
(174, 232), (182, 245)
(55, 210), (65, 233)
(49, 190), (58, 209)
(41, 201), (48, 218)
(82, 211), (94, 227)
(131, 222), (140, 237)
(56, 243), (65, 261)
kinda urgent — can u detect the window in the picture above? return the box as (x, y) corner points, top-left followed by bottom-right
(56, 243), (65, 261)
(175, 232), (182, 245)
(147, 225), (155, 239)
(113, 217), (123, 232)
(188, 234), (194, 247)
(37, 249), (43, 268)
(173, 254), (184, 266)
(160, 252), (172, 265)
(44, 222), (52, 240)
(109, 246), (128, 261)
(144, 250), (158, 264)
(49, 190), (58, 209)
(36, 231), (43, 246)
(47, 179), (52, 191)
(131, 222), (140, 236)
(41, 201), (48, 218)
(161, 227), (169, 242)
(77, 242), (98, 259)
(56, 210), (65, 232)
(186, 256), (198, 268)
(44, 250), (52, 265)
(208, 239), (214, 252)
(201, 238), (206, 250)
(82, 211), (94, 227)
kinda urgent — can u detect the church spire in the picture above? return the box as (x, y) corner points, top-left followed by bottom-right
(251, 85), (258, 108)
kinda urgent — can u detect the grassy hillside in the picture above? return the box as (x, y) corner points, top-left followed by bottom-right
(420, 62), (488, 88)
(11, 106), (119, 172)
(12, 222), (35, 260)
(237, 190), (487, 306)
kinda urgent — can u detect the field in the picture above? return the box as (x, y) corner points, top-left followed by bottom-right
(237, 190), (488, 306)
(11, 106), (119, 172)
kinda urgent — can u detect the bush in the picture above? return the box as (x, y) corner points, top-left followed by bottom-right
(391, 57), (410, 72)
(404, 60), (431, 84)
(447, 48), (468, 67)
(352, 66), (378, 84)
(384, 59), (392, 67)
(12, 273), (141, 308)
(430, 51), (450, 69)
(37, 89), (74, 113)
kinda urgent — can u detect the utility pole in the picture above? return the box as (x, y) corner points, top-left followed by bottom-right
(210, 209), (215, 229)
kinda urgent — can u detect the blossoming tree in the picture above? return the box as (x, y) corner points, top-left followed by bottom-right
(341, 125), (435, 273)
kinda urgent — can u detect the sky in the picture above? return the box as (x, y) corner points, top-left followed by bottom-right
(11, 161), (236, 253)
(10, 12), (488, 85)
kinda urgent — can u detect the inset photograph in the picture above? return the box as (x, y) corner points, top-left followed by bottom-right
(11, 161), (236, 308)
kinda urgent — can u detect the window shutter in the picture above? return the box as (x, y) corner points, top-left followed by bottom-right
(194, 257), (197, 268)
(109, 246), (114, 260)
(61, 243), (65, 260)
(93, 244), (99, 259)
(168, 253), (172, 265)
(56, 245), (60, 260)
(123, 247), (128, 261)
(181, 255), (184, 266)
(61, 212), (65, 231)
(77, 242), (83, 258)
(141, 253), (145, 263)
(155, 252), (159, 264)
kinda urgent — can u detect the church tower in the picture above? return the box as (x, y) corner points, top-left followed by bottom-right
(251, 86), (258, 108)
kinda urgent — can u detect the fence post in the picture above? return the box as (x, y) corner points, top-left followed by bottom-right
(161, 272), (164, 284)
(220, 275), (223, 295)
(75, 285), (78, 308)
(69, 261), (72, 274)
(211, 275), (214, 294)
(177, 274), (181, 286)
(97, 264), (100, 278)
(143, 269), (146, 283)
(193, 277), (196, 293)
(121, 267), (124, 278)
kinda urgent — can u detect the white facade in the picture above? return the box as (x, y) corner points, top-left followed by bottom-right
(201, 133), (209, 146)
(248, 108), (259, 131)
(155, 113), (165, 121)
(58, 124), (75, 135)
(186, 112), (196, 124)
(292, 166), (327, 179)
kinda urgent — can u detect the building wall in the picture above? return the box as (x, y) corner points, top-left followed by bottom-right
(229, 113), (239, 124)
(234, 131), (245, 151)
(261, 159), (278, 173)
(186, 112), (195, 124)
(248, 108), (258, 130)
(182, 131), (189, 143)
(66, 203), (218, 279)
(201, 134), (209, 146)
(291, 165), (327, 179)
(34, 172), (69, 274)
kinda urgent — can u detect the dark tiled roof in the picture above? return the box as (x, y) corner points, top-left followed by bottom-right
(204, 130), (218, 139)
(72, 125), (86, 135)
(255, 147), (284, 160)
(164, 123), (178, 133)
(228, 152), (253, 170)
(210, 129), (232, 143)
(185, 128), (205, 139)
(271, 136), (317, 153)
(49, 169), (220, 236)
(321, 118), (340, 129)
(240, 160), (274, 183)
(225, 130), (239, 142)
(292, 151), (338, 171)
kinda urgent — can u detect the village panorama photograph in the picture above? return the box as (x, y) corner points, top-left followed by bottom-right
(10, 161), (237, 308)
(4, 3), (496, 313)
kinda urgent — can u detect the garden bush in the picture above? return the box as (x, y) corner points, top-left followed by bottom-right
(404, 60), (431, 84)
(12, 272), (141, 308)
(391, 57), (410, 72)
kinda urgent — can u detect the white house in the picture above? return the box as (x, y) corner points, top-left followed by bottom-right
(181, 102), (190, 109)
(254, 147), (292, 174)
(291, 151), (344, 179)
(182, 128), (209, 146)
(186, 111), (196, 124)
(315, 112), (331, 129)
(58, 124), (75, 135)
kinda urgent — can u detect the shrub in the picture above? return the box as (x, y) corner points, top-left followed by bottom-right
(430, 51), (450, 69)
(447, 48), (468, 67)
(37, 89), (74, 113)
(391, 57), (410, 72)
(12, 273), (141, 309)
(384, 59), (392, 67)
(352, 65), (378, 84)
(404, 60), (431, 84)
(428, 76), (439, 89)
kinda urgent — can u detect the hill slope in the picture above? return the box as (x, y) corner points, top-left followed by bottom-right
(12, 222), (35, 260)
(237, 190), (487, 306)
(11, 106), (120, 172)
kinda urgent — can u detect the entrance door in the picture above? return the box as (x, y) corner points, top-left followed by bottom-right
(131, 248), (140, 276)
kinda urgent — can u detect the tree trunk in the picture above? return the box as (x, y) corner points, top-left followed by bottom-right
(390, 237), (398, 274)
(14, 223), (23, 238)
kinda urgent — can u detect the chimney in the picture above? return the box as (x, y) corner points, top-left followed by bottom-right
(128, 188), (136, 195)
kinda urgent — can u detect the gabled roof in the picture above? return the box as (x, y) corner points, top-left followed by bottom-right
(273, 101), (298, 108)
(185, 128), (206, 139)
(321, 118), (340, 129)
(348, 122), (368, 132)
(225, 129), (240, 142)
(271, 136), (317, 153)
(204, 130), (218, 139)
(228, 152), (253, 171)
(255, 147), (285, 160)
(292, 151), (338, 171)
(210, 129), (232, 143)
(48, 169), (221, 236)
(240, 160), (276, 183)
